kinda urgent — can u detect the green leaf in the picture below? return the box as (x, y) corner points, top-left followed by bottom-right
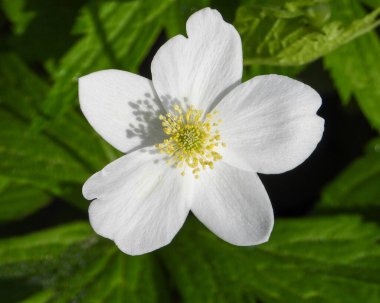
(0, 222), (170, 303)
(361, 0), (380, 8)
(20, 291), (55, 303)
(0, 222), (93, 278)
(47, 109), (118, 172)
(0, 278), (44, 303)
(51, 245), (169, 303)
(0, 53), (111, 197)
(324, 4), (380, 131)
(235, 0), (380, 66)
(2, 0), (89, 63)
(40, 0), (174, 122)
(0, 181), (50, 223)
(1, 0), (36, 35)
(1, 217), (379, 303)
(243, 64), (304, 81)
(161, 216), (380, 303)
(0, 108), (89, 193)
(317, 138), (380, 217)
(0, 53), (47, 119)
(164, 0), (210, 37)
(0, 52), (118, 215)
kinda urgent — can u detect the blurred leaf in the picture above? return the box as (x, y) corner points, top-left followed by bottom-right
(0, 51), (119, 214)
(0, 178), (9, 192)
(0, 109), (91, 193)
(317, 137), (380, 217)
(0, 222), (93, 278)
(361, 0), (380, 8)
(243, 64), (305, 81)
(0, 216), (379, 302)
(47, 109), (118, 173)
(1, 0), (36, 34)
(161, 216), (380, 303)
(0, 278), (44, 303)
(40, 0), (174, 123)
(0, 222), (170, 303)
(0, 52), (47, 119)
(235, 0), (380, 66)
(164, 0), (210, 37)
(50, 245), (169, 303)
(0, 182), (50, 223)
(0, 53), (112, 199)
(2, 0), (85, 62)
(324, 2), (380, 132)
(20, 291), (54, 303)
(210, 0), (241, 23)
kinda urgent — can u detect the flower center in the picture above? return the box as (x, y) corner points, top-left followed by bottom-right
(155, 104), (225, 179)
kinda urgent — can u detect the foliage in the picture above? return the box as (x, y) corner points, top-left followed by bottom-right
(1, 0), (380, 302)
(324, 1), (380, 132)
(317, 138), (380, 217)
(235, 0), (380, 66)
(0, 179), (50, 223)
(162, 216), (380, 303)
(0, 217), (379, 302)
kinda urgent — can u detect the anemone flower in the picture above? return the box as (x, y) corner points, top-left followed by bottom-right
(79, 8), (324, 255)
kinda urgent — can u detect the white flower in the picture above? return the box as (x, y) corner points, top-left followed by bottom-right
(78, 8), (324, 255)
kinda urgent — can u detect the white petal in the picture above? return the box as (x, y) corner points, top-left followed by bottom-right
(216, 75), (324, 174)
(79, 69), (165, 153)
(151, 8), (242, 112)
(83, 148), (190, 255)
(191, 162), (274, 246)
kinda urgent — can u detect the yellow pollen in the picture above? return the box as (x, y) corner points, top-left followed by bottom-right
(155, 104), (225, 178)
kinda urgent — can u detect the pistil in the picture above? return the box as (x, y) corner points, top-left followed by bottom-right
(155, 104), (225, 178)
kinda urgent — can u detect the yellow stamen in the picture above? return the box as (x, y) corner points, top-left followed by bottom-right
(155, 104), (225, 178)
